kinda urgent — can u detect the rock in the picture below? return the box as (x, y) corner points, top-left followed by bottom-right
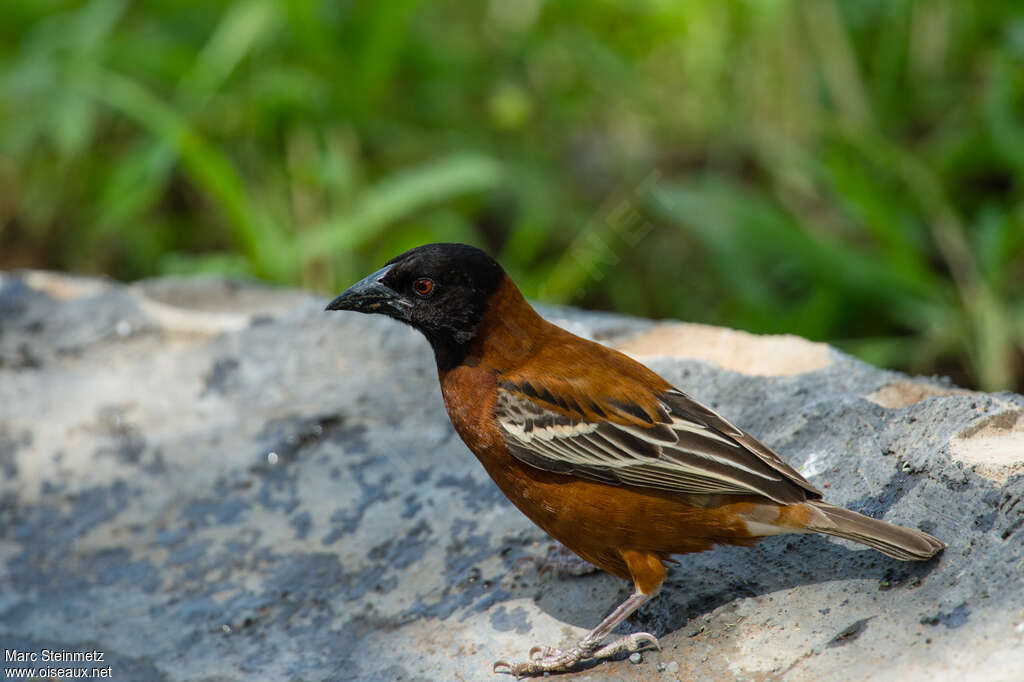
(0, 271), (1022, 681)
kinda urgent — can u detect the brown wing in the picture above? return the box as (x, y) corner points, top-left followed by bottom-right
(495, 381), (821, 506)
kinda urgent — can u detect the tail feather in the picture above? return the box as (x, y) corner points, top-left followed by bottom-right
(806, 501), (945, 561)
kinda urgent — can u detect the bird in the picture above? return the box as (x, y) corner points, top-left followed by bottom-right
(325, 242), (945, 677)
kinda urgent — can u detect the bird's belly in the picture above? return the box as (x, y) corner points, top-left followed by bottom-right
(476, 445), (761, 580)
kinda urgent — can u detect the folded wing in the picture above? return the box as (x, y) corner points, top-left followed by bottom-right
(495, 382), (821, 505)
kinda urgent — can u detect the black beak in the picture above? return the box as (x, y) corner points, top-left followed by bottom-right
(325, 264), (412, 318)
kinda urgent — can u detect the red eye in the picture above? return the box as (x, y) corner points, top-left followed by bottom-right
(413, 278), (434, 296)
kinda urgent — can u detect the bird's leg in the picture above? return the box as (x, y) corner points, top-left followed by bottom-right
(518, 542), (599, 578)
(493, 588), (660, 677)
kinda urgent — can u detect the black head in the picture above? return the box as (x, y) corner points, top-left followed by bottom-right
(326, 243), (506, 369)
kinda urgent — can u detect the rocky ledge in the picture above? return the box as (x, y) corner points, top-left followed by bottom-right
(0, 271), (1021, 681)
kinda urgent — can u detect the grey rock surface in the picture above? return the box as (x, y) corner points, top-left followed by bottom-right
(0, 270), (1022, 682)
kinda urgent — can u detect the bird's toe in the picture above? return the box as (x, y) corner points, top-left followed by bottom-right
(590, 631), (659, 659)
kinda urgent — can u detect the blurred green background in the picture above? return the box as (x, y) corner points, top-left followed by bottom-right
(1, 0), (1023, 391)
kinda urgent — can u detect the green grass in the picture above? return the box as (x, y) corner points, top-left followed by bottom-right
(1, 0), (1022, 391)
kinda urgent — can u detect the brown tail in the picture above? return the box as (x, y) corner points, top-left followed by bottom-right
(805, 501), (945, 561)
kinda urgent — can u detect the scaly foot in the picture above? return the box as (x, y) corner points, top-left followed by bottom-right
(493, 632), (658, 677)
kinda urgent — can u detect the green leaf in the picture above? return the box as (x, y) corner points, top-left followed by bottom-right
(295, 153), (502, 260)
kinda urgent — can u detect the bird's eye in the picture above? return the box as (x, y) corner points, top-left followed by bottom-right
(413, 278), (435, 297)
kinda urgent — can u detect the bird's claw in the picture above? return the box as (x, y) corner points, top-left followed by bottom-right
(591, 631), (660, 659)
(493, 633), (658, 676)
(528, 645), (557, 660)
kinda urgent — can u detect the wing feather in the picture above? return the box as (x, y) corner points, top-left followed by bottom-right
(496, 383), (820, 505)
